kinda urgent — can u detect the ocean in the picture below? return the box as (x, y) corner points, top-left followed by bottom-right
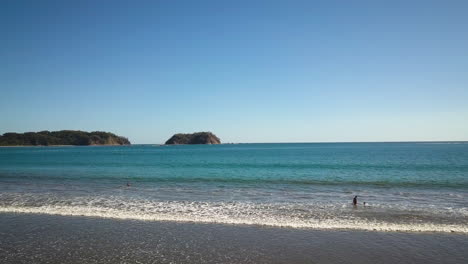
(1, 142), (467, 233)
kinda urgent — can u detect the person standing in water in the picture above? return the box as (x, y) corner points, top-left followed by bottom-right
(353, 195), (358, 206)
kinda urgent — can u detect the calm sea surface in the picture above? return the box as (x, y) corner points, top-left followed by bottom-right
(1, 143), (467, 233)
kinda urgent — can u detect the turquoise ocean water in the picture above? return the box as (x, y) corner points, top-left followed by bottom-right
(0, 143), (467, 233)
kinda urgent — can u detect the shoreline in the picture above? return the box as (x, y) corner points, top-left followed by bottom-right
(1, 209), (466, 235)
(1, 212), (467, 264)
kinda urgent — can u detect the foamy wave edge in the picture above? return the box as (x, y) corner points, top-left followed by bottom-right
(1, 206), (466, 234)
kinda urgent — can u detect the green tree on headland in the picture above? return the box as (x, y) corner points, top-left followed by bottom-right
(165, 132), (220, 145)
(0, 130), (130, 146)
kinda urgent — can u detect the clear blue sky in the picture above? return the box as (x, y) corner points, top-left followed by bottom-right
(1, 0), (467, 143)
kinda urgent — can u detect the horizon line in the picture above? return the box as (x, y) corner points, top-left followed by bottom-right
(136, 140), (468, 145)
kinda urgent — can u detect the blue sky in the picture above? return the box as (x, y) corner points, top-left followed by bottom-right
(1, 0), (467, 143)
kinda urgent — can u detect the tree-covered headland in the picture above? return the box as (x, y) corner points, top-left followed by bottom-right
(0, 130), (130, 146)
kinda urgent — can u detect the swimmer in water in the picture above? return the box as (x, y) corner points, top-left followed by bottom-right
(126, 182), (131, 187)
(353, 195), (358, 206)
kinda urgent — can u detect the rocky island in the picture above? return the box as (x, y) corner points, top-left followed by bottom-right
(165, 132), (221, 145)
(0, 130), (130, 146)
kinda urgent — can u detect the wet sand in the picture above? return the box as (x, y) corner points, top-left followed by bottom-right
(0, 213), (467, 264)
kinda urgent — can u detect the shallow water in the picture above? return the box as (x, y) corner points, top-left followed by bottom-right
(0, 143), (467, 232)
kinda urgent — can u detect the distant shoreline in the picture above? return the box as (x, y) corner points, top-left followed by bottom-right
(0, 144), (130, 148)
(1, 141), (466, 147)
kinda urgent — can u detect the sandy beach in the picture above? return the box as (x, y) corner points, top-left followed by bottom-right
(1, 213), (467, 264)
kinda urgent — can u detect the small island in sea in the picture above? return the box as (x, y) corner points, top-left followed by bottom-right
(165, 132), (221, 145)
(0, 130), (130, 146)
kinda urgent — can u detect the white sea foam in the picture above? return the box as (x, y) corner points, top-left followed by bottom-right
(1, 203), (467, 234)
(1, 192), (467, 234)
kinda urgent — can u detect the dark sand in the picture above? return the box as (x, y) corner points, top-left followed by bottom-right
(0, 213), (467, 264)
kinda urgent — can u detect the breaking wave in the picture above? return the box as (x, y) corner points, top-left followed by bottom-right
(1, 197), (466, 234)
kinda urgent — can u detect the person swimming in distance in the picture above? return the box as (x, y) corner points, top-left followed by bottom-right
(126, 182), (131, 187)
(353, 196), (358, 206)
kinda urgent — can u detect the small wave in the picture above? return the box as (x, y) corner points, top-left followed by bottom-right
(418, 142), (468, 145)
(6, 161), (468, 171)
(1, 173), (466, 189)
